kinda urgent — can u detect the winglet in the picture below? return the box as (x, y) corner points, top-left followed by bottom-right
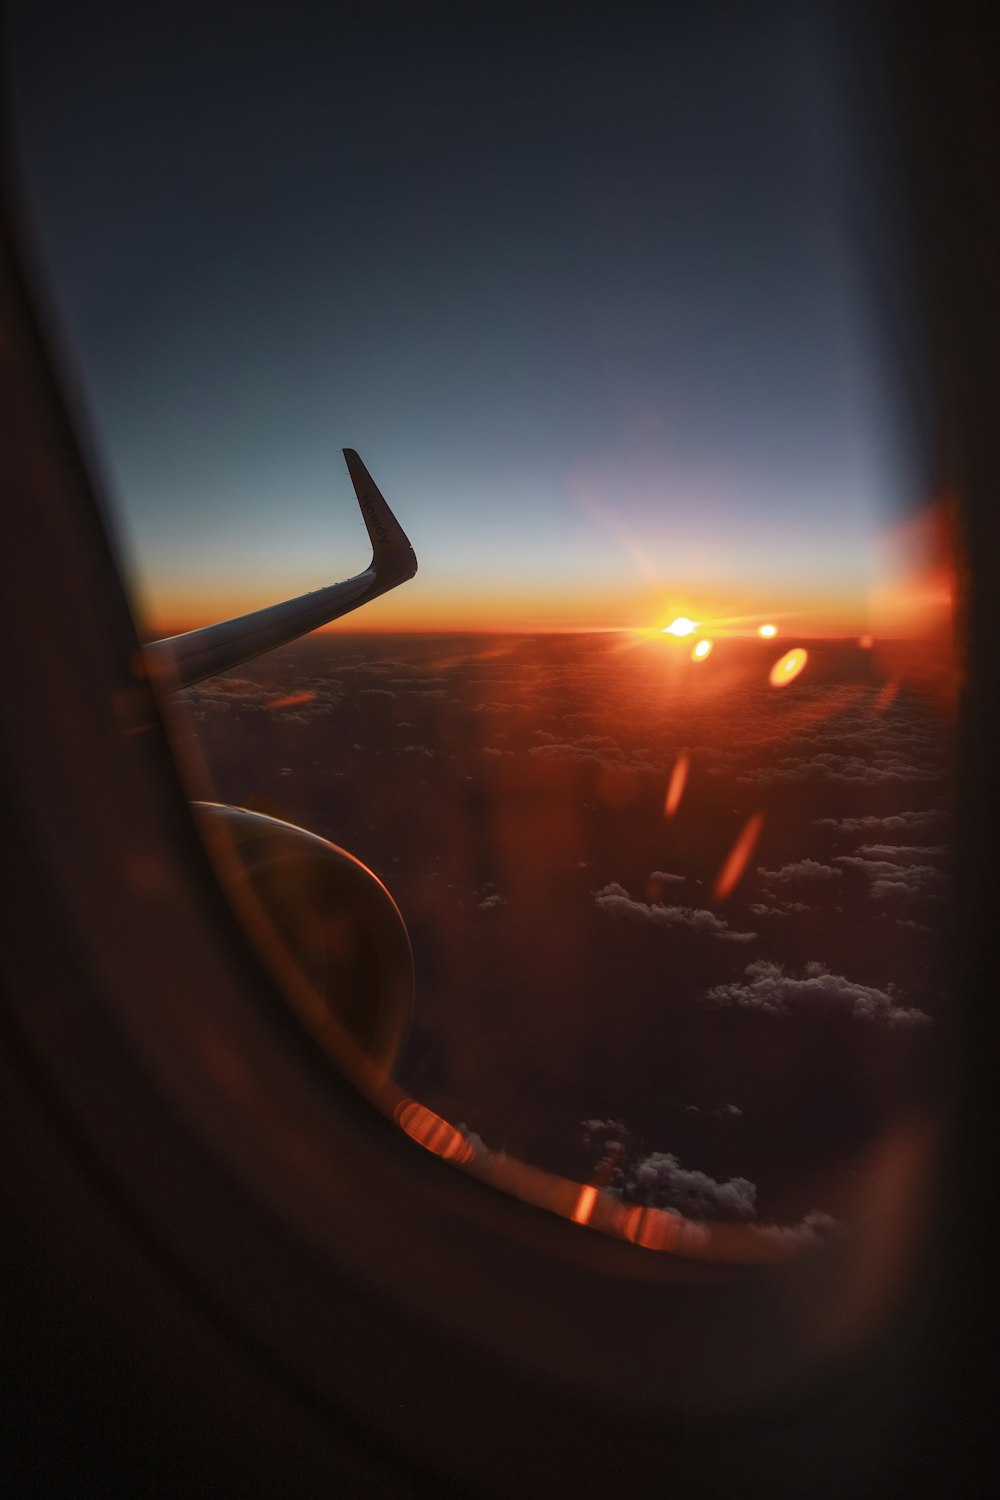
(144, 450), (417, 692)
(344, 448), (418, 581)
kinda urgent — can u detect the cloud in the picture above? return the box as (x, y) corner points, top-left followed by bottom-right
(758, 859), (841, 884)
(753, 1210), (842, 1250)
(627, 1152), (757, 1222)
(681, 1102), (742, 1118)
(743, 752), (940, 786)
(529, 742), (659, 773)
(457, 1124), (490, 1155)
(594, 884), (756, 942)
(814, 809), (946, 836)
(478, 893), (504, 910)
(704, 959), (930, 1028)
(747, 901), (809, 917)
(853, 843), (949, 864)
(834, 846), (950, 900)
(649, 870), (686, 885)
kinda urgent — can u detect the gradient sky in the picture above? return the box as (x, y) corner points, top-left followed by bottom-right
(9, 0), (928, 633)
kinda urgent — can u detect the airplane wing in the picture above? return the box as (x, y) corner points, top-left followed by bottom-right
(142, 449), (417, 692)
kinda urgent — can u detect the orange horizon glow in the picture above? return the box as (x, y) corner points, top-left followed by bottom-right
(140, 510), (957, 642)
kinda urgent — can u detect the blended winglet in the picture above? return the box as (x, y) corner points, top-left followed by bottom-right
(144, 450), (417, 692)
(344, 448), (417, 581)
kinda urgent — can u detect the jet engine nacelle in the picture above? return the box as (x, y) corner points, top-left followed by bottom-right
(192, 802), (413, 1080)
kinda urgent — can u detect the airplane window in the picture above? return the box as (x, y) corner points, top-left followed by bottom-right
(8, 0), (955, 1270)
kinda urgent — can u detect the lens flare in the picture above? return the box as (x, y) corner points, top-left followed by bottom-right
(769, 647), (808, 688)
(663, 617), (697, 637)
(758, 623), (777, 638)
(664, 751), (690, 818)
(692, 639), (713, 661)
(395, 1100), (474, 1164)
(713, 811), (765, 900)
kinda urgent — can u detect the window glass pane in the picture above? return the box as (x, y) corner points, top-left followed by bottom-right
(9, 0), (955, 1257)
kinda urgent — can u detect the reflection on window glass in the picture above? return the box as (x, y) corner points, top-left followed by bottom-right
(11, 1), (954, 1257)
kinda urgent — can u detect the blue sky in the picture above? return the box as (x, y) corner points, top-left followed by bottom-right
(10, 0), (925, 631)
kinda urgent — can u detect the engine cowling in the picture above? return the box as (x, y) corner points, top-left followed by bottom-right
(192, 802), (413, 1080)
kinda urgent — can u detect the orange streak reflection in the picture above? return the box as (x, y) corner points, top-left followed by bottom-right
(769, 647), (808, 688)
(571, 1185), (599, 1225)
(266, 690), (317, 710)
(395, 1100), (474, 1164)
(713, 811), (765, 900)
(874, 677), (900, 713)
(617, 1203), (681, 1252)
(664, 752), (690, 818)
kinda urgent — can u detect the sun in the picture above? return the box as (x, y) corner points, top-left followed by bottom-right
(662, 616), (698, 637)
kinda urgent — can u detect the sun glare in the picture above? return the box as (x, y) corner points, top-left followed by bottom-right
(758, 623), (777, 638)
(692, 639), (713, 660)
(663, 617), (697, 637)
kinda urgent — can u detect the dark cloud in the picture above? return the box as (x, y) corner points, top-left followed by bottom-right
(704, 959), (930, 1028)
(529, 741), (659, 773)
(752, 1210), (842, 1250)
(747, 900), (809, 917)
(835, 846), (950, 900)
(814, 809), (946, 835)
(758, 858), (841, 883)
(743, 751), (940, 786)
(853, 843), (949, 863)
(594, 884), (756, 942)
(627, 1152), (757, 1222)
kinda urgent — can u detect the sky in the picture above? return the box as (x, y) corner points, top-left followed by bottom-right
(8, 0), (932, 635)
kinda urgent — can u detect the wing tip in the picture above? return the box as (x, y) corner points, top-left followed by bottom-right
(343, 448), (417, 580)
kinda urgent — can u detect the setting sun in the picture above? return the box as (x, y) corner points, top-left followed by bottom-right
(663, 617), (698, 637)
(758, 623), (777, 638)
